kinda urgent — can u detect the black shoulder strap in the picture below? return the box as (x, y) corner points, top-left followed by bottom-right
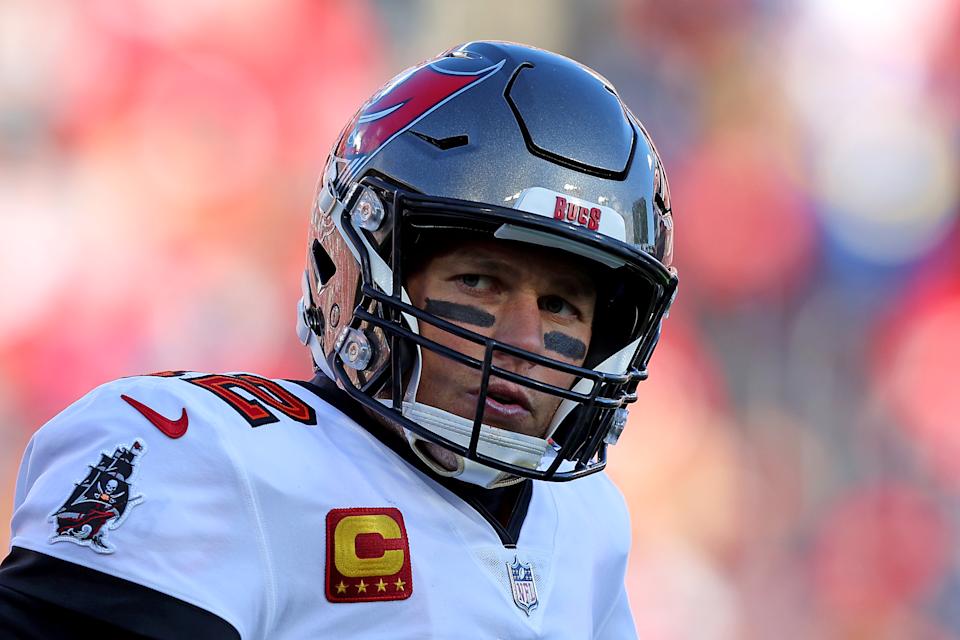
(0, 547), (239, 640)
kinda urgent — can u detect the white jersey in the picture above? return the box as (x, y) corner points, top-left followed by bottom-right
(9, 371), (637, 639)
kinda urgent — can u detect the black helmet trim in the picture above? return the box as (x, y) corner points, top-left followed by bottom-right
(504, 62), (637, 180)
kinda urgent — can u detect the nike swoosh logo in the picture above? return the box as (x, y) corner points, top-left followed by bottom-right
(121, 394), (189, 438)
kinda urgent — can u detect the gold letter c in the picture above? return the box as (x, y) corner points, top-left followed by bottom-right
(334, 514), (404, 577)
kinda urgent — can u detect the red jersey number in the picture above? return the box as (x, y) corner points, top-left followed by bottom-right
(186, 374), (317, 428)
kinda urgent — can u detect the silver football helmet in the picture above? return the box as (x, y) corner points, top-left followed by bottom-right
(297, 41), (677, 487)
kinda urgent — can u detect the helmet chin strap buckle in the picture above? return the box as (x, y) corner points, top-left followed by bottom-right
(296, 298), (313, 346)
(604, 407), (629, 445)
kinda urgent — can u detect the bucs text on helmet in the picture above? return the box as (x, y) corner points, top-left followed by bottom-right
(296, 41), (677, 488)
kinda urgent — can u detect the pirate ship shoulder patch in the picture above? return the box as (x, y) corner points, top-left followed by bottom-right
(49, 439), (147, 554)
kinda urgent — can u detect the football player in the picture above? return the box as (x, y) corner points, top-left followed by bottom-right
(0, 41), (676, 638)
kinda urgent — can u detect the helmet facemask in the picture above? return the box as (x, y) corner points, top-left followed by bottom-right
(299, 174), (677, 486)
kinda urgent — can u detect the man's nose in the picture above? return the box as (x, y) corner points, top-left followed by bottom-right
(491, 292), (543, 370)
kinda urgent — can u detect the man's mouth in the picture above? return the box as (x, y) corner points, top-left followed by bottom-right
(470, 381), (533, 422)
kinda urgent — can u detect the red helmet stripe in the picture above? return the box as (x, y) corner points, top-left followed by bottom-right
(335, 60), (504, 187)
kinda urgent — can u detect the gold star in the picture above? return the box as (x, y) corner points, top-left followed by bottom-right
(376, 579), (387, 592)
(335, 581), (347, 594)
(356, 580), (367, 593)
(394, 578), (406, 591)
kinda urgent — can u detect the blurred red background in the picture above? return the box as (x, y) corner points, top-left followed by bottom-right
(2, 1), (958, 637)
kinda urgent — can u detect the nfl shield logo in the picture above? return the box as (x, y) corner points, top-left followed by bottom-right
(506, 556), (539, 615)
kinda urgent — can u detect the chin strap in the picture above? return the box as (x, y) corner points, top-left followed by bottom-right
(401, 401), (548, 489)
(396, 324), (549, 489)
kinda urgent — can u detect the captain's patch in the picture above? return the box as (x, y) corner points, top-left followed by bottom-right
(49, 439), (146, 554)
(326, 507), (413, 603)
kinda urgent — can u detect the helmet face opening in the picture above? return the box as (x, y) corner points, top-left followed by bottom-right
(300, 41), (678, 484)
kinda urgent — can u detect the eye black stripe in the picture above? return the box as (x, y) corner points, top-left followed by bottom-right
(544, 331), (586, 360)
(425, 299), (495, 328)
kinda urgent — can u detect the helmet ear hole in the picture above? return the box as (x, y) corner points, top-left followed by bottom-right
(312, 239), (337, 286)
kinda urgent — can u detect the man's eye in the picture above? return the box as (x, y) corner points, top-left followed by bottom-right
(541, 295), (577, 317)
(458, 274), (491, 289)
